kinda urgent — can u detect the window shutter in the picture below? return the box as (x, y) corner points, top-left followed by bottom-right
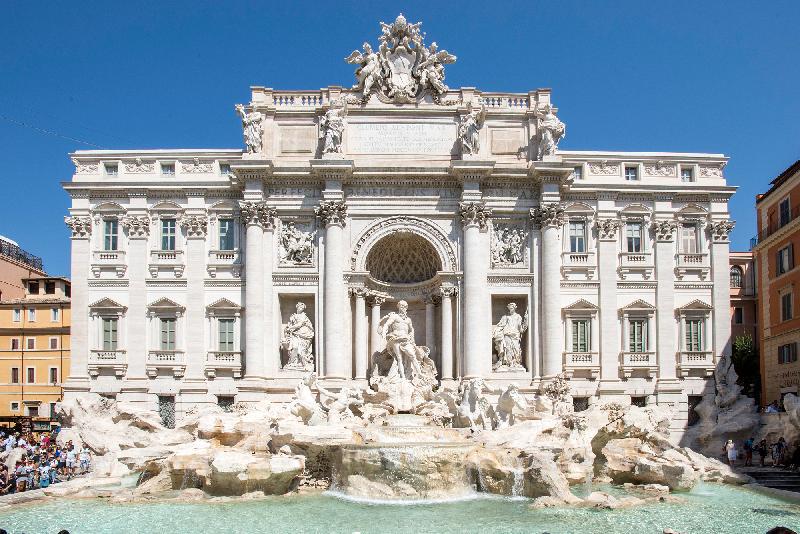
(777, 251), (781, 276)
(790, 244), (795, 269)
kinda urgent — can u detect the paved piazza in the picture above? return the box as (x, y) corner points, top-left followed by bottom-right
(62, 15), (735, 438)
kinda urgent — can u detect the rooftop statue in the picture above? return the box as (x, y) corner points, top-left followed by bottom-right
(235, 104), (264, 154)
(535, 103), (566, 159)
(345, 14), (456, 104)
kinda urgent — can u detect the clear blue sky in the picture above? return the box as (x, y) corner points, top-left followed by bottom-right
(2, 1), (799, 276)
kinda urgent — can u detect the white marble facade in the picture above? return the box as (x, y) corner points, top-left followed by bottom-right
(62, 16), (735, 435)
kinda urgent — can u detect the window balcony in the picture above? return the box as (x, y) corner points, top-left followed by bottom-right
(678, 351), (714, 377)
(149, 250), (184, 278)
(205, 351), (243, 378)
(617, 252), (654, 280)
(620, 351), (657, 379)
(146, 350), (186, 378)
(91, 250), (127, 278)
(207, 249), (242, 278)
(88, 349), (127, 377)
(563, 351), (600, 379)
(561, 251), (597, 279)
(675, 253), (710, 280)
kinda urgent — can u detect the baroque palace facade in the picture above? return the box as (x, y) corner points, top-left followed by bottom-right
(63, 16), (734, 434)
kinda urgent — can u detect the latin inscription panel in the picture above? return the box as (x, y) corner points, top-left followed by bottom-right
(347, 122), (457, 155)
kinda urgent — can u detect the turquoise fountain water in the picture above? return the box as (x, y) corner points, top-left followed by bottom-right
(0, 483), (798, 533)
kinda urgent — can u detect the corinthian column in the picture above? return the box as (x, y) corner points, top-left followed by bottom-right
(439, 285), (456, 381)
(351, 287), (369, 380)
(63, 216), (92, 397)
(316, 200), (349, 379)
(369, 295), (385, 360)
(459, 201), (492, 378)
(531, 203), (565, 378)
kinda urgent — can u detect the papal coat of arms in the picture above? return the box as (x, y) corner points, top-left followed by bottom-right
(345, 14), (456, 104)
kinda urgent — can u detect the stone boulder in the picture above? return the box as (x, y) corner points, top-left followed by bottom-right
(165, 442), (215, 490)
(599, 438), (699, 490)
(207, 450), (304, 496)
(272, 422), (360, 482)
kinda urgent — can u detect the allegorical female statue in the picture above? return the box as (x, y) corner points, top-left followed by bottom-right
(319, 101), (347, 155)
(536, 103), (566, 160)
(282, 302), (315, 371)
(492, 302), (528, 371)
(235, 104), (264, 154)
(459, 102), (487, 156)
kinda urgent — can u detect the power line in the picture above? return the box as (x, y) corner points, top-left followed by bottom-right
(0, 113), (107, 149)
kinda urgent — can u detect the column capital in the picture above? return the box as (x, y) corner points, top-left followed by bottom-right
(439, 285), (458, 298)
(315, 199), (348, 227)
(64, 216), (92, 239)
(530, 202), (565, 229)
(181, 214), (209, 239)
(369, 294), (386, 307)
(708, 219), (735, 243)
(239, 201), (277, 230)
(652, 219), (678, 242)
(348, 286), (370, 299)
(458, 201), (491, 230)
(595, 218), (622, 241)
(120, 215), (151, 239)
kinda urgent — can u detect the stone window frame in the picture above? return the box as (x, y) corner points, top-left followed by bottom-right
(562, 299), (599, 354)
(619, 299), (656, 353)
(618, 204), (652, 254)
(730, 265), (744, 288)
(779, 285), (794, 322)
(91, 202), (126, 253)
(206, 298), (243, 354)
(676, 300), (713, 353)
(680, 164), (697, 183)
(88, 298), (127, 352)
(561, 203), (595, 254)
(148, 202), (185, 253)
(674, 205), (709, 255)
(146, 298), (186, 353)
(208, 201), (241, 253)
(623, 163), (642, 181)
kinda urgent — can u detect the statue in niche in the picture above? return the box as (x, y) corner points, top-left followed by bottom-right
(492, 302), (528, 372)
(235, 104), (264, 154)
(279, 222), (314, 265)
(319, 100), (347, 155)
(491, 226), (525, 266)
(535, 103), (566, 160)
(282, 302), (315, 371)
(459, 101), (487, 156)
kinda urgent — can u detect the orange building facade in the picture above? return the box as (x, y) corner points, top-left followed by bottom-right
(0, 277), (71, 418)
(0, 236), (46, 301)
(754, 160), (800, 406)
(730, 251), (757, 343)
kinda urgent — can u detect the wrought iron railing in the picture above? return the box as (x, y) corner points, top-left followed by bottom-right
(0, 237), (43, 271)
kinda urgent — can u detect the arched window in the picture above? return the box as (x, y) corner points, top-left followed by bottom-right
(730, 266), (743, 288)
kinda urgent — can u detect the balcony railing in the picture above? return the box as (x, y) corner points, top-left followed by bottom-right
(620, 351), (658, 379)
(205, 351), (243, 378)
(207, 249), (242, 278)
(675, 253), (710, 280)
(563, 351), (600, 379)
(91, 250), (127, 278)
(561, 251), (597, 279)
(0, 237), (43, 271)
(149, 250), (185, 278)
(146, 350), (186, 378)
(756, 204), (800, 242)
(88, 350), (127, 377)
(678, 351), (714, 377)
(618, 252), (654, 280)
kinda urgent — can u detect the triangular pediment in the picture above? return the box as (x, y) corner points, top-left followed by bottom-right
(206, 298), (242, 311)
(620, 299), (656, 311)
(677, 299), (712, 311)
(147, 297), (185, 311)
(89, 298), (126, 311)
(563, 298), (598, 311)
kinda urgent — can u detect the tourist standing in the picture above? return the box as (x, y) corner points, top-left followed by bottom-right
(743, 437), (754, 467)
(79, 446), (91, 474)
(725, 439), (737, 466)
(65, 445), (77, 478)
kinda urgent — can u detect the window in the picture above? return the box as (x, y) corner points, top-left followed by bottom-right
(571, 320), (590, 352)
(572, 166), (583, 180)
(104, 219), (119, 251)
(51, 308), (59, 322)
(569, 221), (586, 253)
(730, 266), (743, 288)
(220, 163), (231, 175)
(28, 308), (36, 322)
(10, 402), (19, 412)
(782, 292), (793, 321)
(27, 406), (38, 417)
(10, 338), (19, 350)
(26, 367), (35, 384)
(219, 218), (235, 251)
(777, 245), (794, 276)
(573, 397), (590, 412)
(681, 167), (694, 183)
(12, 309), (20, 322)
(217, 396), (235, 412)
(780, 198), (791, 227)
(10, 368), (19, 384)
(65, 285), (71, 297)
(161, 163), (175, 176)
(49, 337), (58, 350)
(625, 166), (639, 181)
(685, 319), (703, 352)
(28, 281), (39, 294)
(45, 282), (55, 294)
(680, 224), (698, 253)
(218, 318), (235, 352)
(49, 368), (58, 384)
(626, 223), (643, 253)
(49, 403), (57, 417)
(105, 163), (118, 176)
(734, 307), (744, 325)
(629, 319), (647, 352)
(26, 338), (35, 350)
(778, 343), (798, 364)
(161, 219), (176, 251)
(102, 318), (118, 350)
(631, 396), (647, 408)
(160, 318), (176, 350)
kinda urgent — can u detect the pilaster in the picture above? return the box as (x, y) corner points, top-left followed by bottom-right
(596, 218), (623, 392)
(652, 214), (679, 389)
(709, 220), (735, 360)
(63, 216), (92, 396)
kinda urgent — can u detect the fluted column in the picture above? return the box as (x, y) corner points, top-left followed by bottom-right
(439, 285), (456, 381)
(352, 288), (369, 380)
(370, 295), (385, 361)
(316, 200), (349, 379)
(63, 216), (92, 396)
(459, 201), (492, 378)
(425, 295), (437, 358)
(531, 203), (565, 378)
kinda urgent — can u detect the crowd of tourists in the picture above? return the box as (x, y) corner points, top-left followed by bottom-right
(0, 429), (91, 494)
(724, 435), (800, 469)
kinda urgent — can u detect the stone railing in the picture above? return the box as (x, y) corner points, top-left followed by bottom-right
(91, 250), (127, 278)
(478, 93), (530, 110)
(620, 351), (658, 379)
(678, 351), (714, 377)
(146, 350), (186, 378)
(206, 249), (241, 278)
(617, 251), (654, 280)
(563, 351), (600, 379)
(675, 253), (710, 280)
(561, 251), (597, 279)
(272, 91), (327, 109)
(88, 350), (127, 377)
(149, 250), (185, 278)
(205, 351), (243, 379)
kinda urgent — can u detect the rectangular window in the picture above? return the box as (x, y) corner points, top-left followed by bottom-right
(27, 406), (38, 417)
(102, 318), (118, 351)
(571, 319), (590, 352)
(629, 319), (647, 352)
(777, 245), (795, 276)
(685, 319), (703, 352)
(624, 166), (639, 181)
(569, 221), (586, 253)
(10, 368), (19, 384)
(49, 368), (58, 384)
(778, 343), (798, 364)
(161, 219), (176, 251)
(51, 308), (59, 322)
(218, 319), (235, 352)
(26, 338), (35, 350)
(680, 224), (698, 254)
(49, 337), (58, 350)
(28, 281), (39, 294)
(219, 163), (231, 175)
(681, 167), (694, 182)
(105, 163), (118, 176)
(626, 223), (643, 253)
(161, 163), (175, 176)
(49, 402), (56, 417)
(219, 218), (235, 251)
(12, 309), (20, 322)
(10, 402), (19, 412)
(26, 368), (35, 384)
(104, 219), (119, 251)
(28, 308), (35, 322)
(734, 307), (744, 325)
(160, 318), (176, 350)
(782, 292), (793, 321)
(10, 338), (19, 350)
(572, 166), (582, 180)
(45, 282), (55, 294)
(780, 198), (791, 227)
